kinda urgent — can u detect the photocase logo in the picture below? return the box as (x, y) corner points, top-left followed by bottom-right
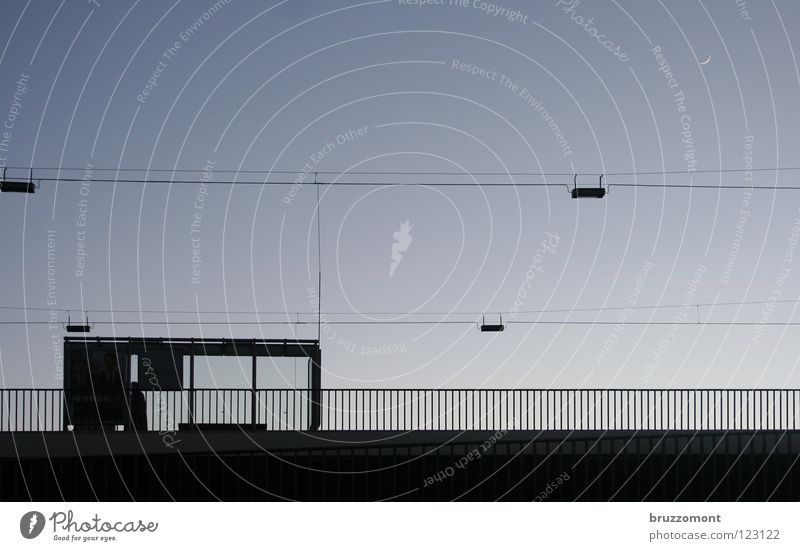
(390, 219), (413, 277)
(20, 511), (45, 539)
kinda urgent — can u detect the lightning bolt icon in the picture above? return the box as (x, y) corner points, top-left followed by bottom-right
(29, 513), (38, 535)
(390, 219), (413, 277)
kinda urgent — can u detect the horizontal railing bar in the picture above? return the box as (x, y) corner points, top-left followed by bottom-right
(2, 388), (800, 433)
(0, 387), (800, 392)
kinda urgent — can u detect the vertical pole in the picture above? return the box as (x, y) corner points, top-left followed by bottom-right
(188, 339), (195, 426)
(62, 338), (70, 431)
(316, 175), (322, 344)
(311, 174), (322, 431)
(251, 340), (257, 429)
(309, 347), (322, 431)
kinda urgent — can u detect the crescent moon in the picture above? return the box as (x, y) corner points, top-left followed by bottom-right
(700, 55), (711, 65)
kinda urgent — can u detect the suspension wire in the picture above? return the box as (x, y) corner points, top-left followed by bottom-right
(3, 296), (799, 317)
(610, 183), (800, 190)
(4, 165), (800, 177)
(10, 177), (800, 190)
(4, 320), (800, 327)
(4, 165), (800, 190)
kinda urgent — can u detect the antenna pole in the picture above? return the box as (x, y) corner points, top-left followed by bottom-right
(316, 174), (321, 343)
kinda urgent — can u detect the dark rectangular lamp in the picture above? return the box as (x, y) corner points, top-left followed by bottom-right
(480, 323), (505, 332)
(66, 324), (91, 333)
(571, 187), (606, 198)
(0, 180), (36, 193)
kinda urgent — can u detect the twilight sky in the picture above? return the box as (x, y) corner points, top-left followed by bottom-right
(1, 0), (800, 391)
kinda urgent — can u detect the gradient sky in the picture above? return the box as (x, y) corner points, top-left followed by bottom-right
(1, 0), (800, 392)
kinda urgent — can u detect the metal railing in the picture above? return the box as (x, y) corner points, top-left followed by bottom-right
(2, 388), (800, 432)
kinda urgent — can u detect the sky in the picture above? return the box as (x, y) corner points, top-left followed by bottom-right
(1, 0), (800, 392)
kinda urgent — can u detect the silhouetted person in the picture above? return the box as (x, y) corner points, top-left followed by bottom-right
(99, 352), (121, 389)
(127, 381), (148, 432)
(67, 357), (95, 430)
(69, 358), (90, 390)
